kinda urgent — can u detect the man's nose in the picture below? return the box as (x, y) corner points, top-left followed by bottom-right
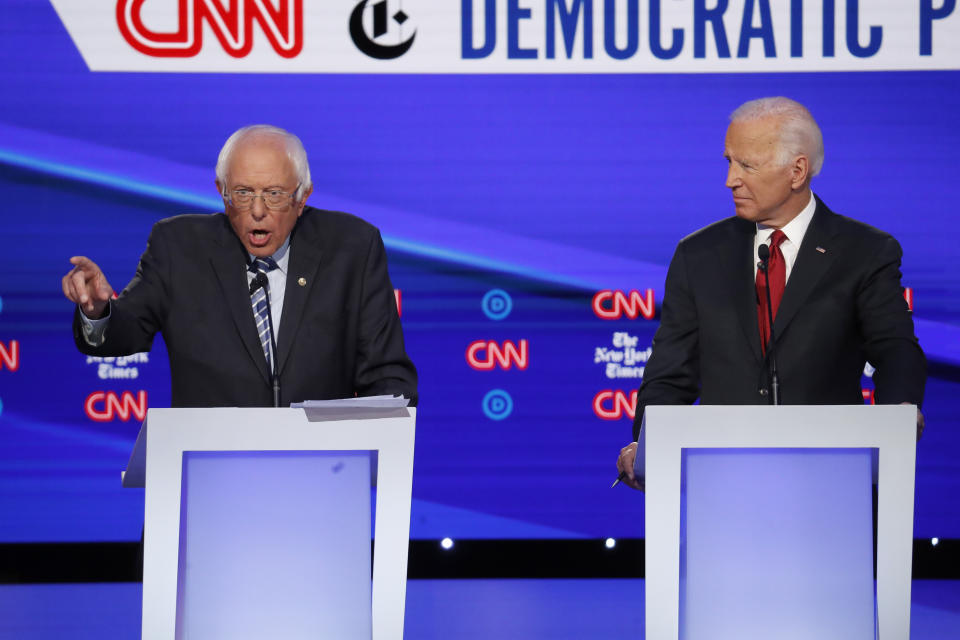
(725, 165), (741, 189)
(250, 197), (268, 219)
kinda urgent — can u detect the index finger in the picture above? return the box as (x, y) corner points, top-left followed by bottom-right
(70, 270), (90, 304)
(69, 256), (99, 276)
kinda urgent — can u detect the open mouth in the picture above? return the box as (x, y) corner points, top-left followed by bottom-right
(249, 230), (271, 247)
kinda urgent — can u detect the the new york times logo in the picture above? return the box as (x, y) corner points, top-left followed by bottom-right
(349, 0), (416, 59)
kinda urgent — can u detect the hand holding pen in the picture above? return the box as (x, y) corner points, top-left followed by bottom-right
(613, 441), (644, 490)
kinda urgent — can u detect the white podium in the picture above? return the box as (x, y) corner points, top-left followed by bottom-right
(123, 406), (416, 640)
(641, 405), (916, 640)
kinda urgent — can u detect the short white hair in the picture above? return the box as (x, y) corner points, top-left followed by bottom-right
(216, 124), (312, 200)
(730, 97), (824, 177)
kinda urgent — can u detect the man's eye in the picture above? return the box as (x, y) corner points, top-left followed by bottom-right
(267, 190), (284, 197)
(235, 190), (254, 197)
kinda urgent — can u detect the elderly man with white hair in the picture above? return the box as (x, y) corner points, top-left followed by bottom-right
(615, 97), (925, 489)
(63, 124), (417, 408)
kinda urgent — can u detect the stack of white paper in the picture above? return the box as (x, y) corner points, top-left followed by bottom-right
(291, 395), (410, 421)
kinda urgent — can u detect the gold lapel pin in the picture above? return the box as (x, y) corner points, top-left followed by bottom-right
(815, 246), (826, 254)
(298, 277), (307, 286)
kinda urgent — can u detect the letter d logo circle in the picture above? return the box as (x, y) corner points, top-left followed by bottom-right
(482, 389), (513, 421)
(482, 289), (513, 321)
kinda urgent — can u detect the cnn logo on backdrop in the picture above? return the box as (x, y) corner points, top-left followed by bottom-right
(85, 390), (148, 422)
(116, 0), (303, 58)
(593, 389), (637, 420)
(466, 340), (528, 370)
(592, 289), (655, 320)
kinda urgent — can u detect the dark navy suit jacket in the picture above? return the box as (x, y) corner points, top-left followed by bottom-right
(633, 196), (925, 440)
(74, 207), (417, 408)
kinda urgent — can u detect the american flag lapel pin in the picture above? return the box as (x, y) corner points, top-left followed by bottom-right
(816, 246), (826, 254)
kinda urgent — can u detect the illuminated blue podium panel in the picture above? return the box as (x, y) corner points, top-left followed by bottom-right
(681, 448), (875, 638)
(123, 407), (416, 640)
(642, 405), (917, 640)
(175, 450), (371, 638)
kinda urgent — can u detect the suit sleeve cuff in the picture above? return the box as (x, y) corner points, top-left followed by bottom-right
(79, 303), (111, 347)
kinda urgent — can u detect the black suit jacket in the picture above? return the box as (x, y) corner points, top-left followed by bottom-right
(74, 207), (417, 408)
(633, 196), (925, 440)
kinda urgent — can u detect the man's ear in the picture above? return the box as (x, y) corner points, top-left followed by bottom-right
(297, 185), (314, 216)
(791, 156), (810, 190)
(215, 179), (225, 197)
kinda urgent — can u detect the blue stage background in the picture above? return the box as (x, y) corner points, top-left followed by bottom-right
(0, 1), (958, 542)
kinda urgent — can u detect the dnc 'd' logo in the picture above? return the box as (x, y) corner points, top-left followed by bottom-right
(349, 0), (416, 59)
(116, 0), (303, 58)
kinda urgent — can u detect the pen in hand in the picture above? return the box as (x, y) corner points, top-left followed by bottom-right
(611, 470), (627, 488)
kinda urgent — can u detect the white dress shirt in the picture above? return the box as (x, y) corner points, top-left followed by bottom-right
(752, 192), (817, 283)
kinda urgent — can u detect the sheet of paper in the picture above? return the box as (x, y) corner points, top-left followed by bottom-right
(290, 395), (409, 409)
(291, 395), (410, 421)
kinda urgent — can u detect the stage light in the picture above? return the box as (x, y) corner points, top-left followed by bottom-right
(441, 537), (454, 550)
(604, 538), (616, 549)
(931, 537), (939, 546)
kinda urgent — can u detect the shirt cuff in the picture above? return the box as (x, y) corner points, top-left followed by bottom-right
(79, 303), (111, 347)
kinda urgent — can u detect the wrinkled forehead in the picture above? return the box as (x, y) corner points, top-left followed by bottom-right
(225, 134), (297, 185)
(724, 117), (782, 156)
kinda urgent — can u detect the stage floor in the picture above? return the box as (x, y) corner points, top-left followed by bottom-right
(0, 579), (957, 639)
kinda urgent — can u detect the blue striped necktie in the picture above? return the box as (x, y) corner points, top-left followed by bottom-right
(249, 257), (279, 366)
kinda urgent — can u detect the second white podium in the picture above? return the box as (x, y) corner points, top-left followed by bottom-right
(641, 404), (916, 640)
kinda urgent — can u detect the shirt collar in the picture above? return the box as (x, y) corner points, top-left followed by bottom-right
(247, 235), (291, 274)
(756, 192), (816, 246)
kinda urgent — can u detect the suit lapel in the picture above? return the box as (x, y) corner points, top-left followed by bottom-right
(773, 199), (838, 339)
(208, 220), (272, 385)
(716, 218), (763, 364)
(276, 221), (323, 374)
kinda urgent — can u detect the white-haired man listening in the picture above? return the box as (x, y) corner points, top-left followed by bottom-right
(616, 97), (925, 489)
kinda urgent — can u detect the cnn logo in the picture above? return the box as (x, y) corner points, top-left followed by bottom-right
(593, 389), (637, 420)
(592, 290), (655, 320)
(116, 0), (303, 58)
(466, 340), (528, 370)
(85, 390), (148, 422)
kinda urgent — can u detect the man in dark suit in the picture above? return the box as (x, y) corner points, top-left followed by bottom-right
(62, 124), (416, 407)
(615, 97), (924, 489)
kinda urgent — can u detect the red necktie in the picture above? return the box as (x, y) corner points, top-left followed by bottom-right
(756, 230), (787, 354)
